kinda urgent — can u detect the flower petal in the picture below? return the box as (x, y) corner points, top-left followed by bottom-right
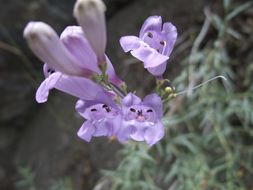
(74, 0), (106, 62)
(37, 69), (105, 103)
(130, 43), (169, 68)
(122, 93), (142, 108)
(75, 99), (86, 113)
(93, 121), (112, 137)
(24, 22), (92, 77)
(117, 122), (136, 143)
(60, 26), (100, 73)
(162, 22), (177, 56)
(111, 115), (122, 135)
(130, 126), (145, 141)
(77, 121), (96, 142)
(146, 61), (167, 76)
(143, 93), (163, 119)
(105, 56), (124, 86)
(75, 91), (117, 117)
(119, 36), (141, 52)
(55, 75), (105, 100)
(144, 122), (164, 146)
(43, 64), (52, 78)
(75, 100), (99, 119)
(139, 16), (162, 38)
(35, 72), (62, 103)
(94, 90), (118, 109)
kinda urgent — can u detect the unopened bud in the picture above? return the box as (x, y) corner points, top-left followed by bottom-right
(165, 86), (172, 94)
(23, 22), (84, 76)
(168, 93), (177, 99)
(172, 93), (177, 98)
(74, 0), (106, 63)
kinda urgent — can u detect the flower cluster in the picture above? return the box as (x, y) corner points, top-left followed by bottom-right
(24, 0), (177, 146)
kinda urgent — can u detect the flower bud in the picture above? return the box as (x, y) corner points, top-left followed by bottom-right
(165, 86), (172, 94)
(24, 22), (89, 76)
(74, 0), (106, 63)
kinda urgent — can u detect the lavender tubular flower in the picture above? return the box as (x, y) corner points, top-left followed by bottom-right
(60, 26), (123, 86)
(24, 22), (93, 77)
(24, 22), (123, 87)
(118, 93), (165, 146)
(36, 64), (109, 103)
(120, 16), (177, 76)
(60, 26), (101, 74)
(76, 94), (121, 142)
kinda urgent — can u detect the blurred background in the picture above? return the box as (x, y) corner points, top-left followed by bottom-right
(0, 0), (252, 189)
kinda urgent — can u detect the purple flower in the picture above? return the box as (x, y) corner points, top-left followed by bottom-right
(120, 16), (177, 76)
(60, 26), (123, 86)
(36, 64), (111, 103)
(24, 23), (123, 86)
(76, 93), (121, 142)
(24, 22), (93, 77)
(117, 93), (165, 146)
(60, 26), (101, 74)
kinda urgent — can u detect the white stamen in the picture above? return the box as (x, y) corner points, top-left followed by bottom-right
(142, 32), (151, 41)
(161, 40), (167, 54)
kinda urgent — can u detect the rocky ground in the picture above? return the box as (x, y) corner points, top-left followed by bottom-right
(1, 0), (251, 189)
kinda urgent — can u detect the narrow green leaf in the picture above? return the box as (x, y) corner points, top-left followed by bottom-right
(223, 0), (231, 10)
(226, 1), (253, 21)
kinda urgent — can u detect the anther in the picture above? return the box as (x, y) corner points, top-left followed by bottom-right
(147, 109), (153, 113)
(130, 108), (136, 112)
(102, 104), (108, 108)
(105, 108), (111, 112)
(137, 110), (142, 115)
(160, 41), (165, 46)
(90, 108), (97, 112)
(147, 32), (153, 38)
(47, 68), (55, 74)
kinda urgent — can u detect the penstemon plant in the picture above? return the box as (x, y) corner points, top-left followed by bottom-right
(23, 0), (252, 190)
(23, 0), (183, 147)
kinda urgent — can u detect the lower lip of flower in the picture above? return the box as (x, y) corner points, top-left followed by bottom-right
(93, 118), (106, 124)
